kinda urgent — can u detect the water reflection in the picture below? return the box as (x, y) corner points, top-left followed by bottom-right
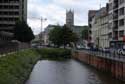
(26, 60), (123, 84)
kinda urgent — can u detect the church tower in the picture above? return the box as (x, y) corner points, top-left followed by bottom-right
(66, 9), (74, 28)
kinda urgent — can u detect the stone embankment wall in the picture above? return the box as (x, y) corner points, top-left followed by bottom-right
(73, 51), (125, 81)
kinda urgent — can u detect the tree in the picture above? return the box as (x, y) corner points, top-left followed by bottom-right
(49, 25), (78, 48)
(61, 25), (78, 48)
(81, 28), (89, 40)
(14, 20), (35, 42)
(49, 26), (62, 47)
(70, 32), (78, 44)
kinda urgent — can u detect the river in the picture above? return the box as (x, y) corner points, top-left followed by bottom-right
(26, 59), (123, 84)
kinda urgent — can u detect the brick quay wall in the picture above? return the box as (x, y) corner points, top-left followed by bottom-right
(72, 51), (125, 81)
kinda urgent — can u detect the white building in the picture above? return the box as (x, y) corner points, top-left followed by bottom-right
(91, 7), (109, 48)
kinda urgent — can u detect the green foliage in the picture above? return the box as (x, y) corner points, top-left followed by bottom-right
(49, 26), (62, 47)
(70, 32), (79, 43)
(0, 49), (40, 84)
(62, 25), (78, 47)
(49, 25), (78, 48)
(81, 27), (89, 40)
(14, 20), (35, 42)
(37, 48), (71, 60)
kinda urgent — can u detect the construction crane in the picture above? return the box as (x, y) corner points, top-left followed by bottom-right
(28, 17), (47, 32)
(28, 17), (47, 46)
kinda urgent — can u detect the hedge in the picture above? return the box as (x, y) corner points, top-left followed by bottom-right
(37, 48), (71, 60)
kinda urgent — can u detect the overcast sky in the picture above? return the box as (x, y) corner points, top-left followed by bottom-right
(27, 0), (108, 35)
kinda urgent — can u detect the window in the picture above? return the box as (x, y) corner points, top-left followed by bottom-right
(119, 7), (124, 16)
(109, 23), (112, 29)
(119, 0), (124, 5)
(109, 13), (113, 20)
(108, 32), (112, 38)
(119, 19), (124, 26)
(119, 30), (124, 37)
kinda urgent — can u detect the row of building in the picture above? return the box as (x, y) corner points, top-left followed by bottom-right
(89, 0), (125, 49)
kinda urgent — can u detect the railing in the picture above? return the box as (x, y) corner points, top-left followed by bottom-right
(77, 48), (125, 62)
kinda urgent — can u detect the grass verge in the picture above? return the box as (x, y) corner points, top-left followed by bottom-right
(0, 49), (40, 84)
(0, 48), (71, 84)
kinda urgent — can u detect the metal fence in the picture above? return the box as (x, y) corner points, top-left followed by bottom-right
(77, 48), (125, 62)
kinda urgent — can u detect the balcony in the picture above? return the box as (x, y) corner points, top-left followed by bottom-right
(113, 26), (118, 30)
(0, 9), (19, 12)
(113, 0), (118, 9)
(0, 15), (19, 18)
(0, 27), (14, 31)
(113, 14), (118, 19)
(113, 4), (118, 9)
(0, 21), (15, 25)
(0, 3), (19, 6)
(113, 36), (118, 40)
(113, 20), (118, 30)
(112, 31), (118, 40)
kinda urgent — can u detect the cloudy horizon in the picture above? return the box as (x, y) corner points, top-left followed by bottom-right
(27, 0), (108, 35)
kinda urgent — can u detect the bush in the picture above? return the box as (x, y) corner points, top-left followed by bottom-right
(37, 48), (71, 60)
(0, 49), (40, 84)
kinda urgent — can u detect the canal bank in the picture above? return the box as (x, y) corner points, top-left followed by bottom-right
(0, 48), (71, 84)
(72, 50), (125, 82)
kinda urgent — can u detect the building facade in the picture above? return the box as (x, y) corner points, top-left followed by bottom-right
(108, 0), (125, 48)
(88, 10), (98, 47)
(0, 0), (28, 51)
(88, 10), (98, 28)
(91, 7), (109, 48)
(0, 0), (27, 32)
